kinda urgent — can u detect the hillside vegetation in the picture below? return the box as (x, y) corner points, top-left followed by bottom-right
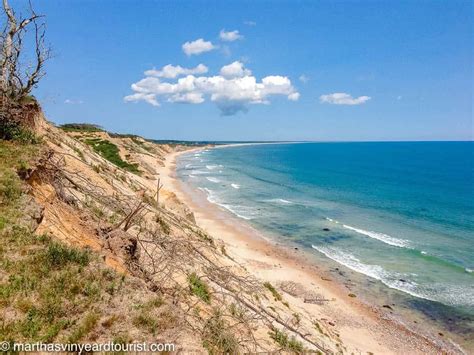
(0, 115), (346, 353)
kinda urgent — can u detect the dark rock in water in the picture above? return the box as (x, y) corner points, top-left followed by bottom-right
(323, 228), (330, 231)
(399, 279), (407, 283)
(383, 304), (393, 310)
(294, 247), (299, 250)
(438, 332), (444, 337)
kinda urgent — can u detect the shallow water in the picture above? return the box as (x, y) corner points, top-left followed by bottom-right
(177, 141), (474, 341)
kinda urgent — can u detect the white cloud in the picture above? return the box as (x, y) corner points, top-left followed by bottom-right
(182, 38), (216, 56)
(288, 92), (300, 101)
(299, 74), (309, 83)
(319, 92), (371, 105)
(219, 61), (252, 78)
(124, 63), (299, 115)
(144, 64), (208, 79)
(219, 29), (243, 42)
(168, 92), (205, 104)
(64, 99), (83, 104)
(123, 93), (160, 107)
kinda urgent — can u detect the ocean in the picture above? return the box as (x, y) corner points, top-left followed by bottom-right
(177, 141), (474, 340)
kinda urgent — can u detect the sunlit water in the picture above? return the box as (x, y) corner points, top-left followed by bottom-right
(177, 141), (474, 339)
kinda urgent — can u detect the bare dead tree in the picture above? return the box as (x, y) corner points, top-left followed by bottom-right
(1, 0), (50, 102)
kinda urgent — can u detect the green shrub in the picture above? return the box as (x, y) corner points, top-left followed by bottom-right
(0, 120), (39, 144)
(59, 123), (103, 132)
(84, 138), (140, 174)
(269, 328), (304, 353)
(188, 273), (211, 303)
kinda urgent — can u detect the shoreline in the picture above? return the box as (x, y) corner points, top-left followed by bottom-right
(158, 145), (462, 354)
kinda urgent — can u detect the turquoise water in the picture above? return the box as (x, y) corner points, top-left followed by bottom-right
(177, 142), (474, 327)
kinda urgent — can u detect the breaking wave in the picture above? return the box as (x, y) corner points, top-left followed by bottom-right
(311, 245), (474, 307)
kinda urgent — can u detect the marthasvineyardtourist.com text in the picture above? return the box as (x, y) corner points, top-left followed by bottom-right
(0, 340), (175, 353)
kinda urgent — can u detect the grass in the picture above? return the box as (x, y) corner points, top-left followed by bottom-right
(155, 214), (171, 234)
(263, 282), (282, 301)
(196, 229), (214, 246)
(313, 321), (327, 337)
(202, 310), (239, 354)
(0, 170), (22, 202)
(0, 138), (184, 345)
(84, 138), (140, 174)
(132, 313), (159, 334)
(44, 242), (90, 268)
(269, 328), (304, 353)
(132, 298), (175, 335)
(0, 141), (39, 229)
(188, 273), (211, 303)
(0, 225), (119, 343)
(0, 140), (129, 343)
(67, 312), (100, 343)
(72, 145), (85, 160)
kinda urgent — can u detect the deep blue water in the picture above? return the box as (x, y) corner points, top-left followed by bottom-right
(177, 142), (474, 315)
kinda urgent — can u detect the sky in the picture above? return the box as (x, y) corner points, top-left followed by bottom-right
(11, 0), (473, 141)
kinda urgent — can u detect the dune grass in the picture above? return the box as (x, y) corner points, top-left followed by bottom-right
(84, 138), (140, 174)
(188, 273), (211, 303)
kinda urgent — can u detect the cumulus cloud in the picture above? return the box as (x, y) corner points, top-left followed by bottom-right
(123, 92), (160, 107)
(219, 61), (252, 78)
(144, 64), (208, 79)
(219, 29), (243, 42)
(124, 62), (299, 115)
(319, 92), (371, 105)
(182, 38), (216, 56)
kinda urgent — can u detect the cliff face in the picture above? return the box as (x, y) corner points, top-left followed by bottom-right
(0, 117), (345, 353)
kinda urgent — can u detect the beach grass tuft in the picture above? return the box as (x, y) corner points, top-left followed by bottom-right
(202, 310), (239, 354)
(269, 328), (304, 353)
(188, 272), (211, 303)
(263, 282), (282, 301)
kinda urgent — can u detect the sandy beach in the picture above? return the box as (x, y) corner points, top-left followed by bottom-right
(156, 146), (458, 355)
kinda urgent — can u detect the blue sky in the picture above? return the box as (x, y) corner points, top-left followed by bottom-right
(16, 0), (473, 141)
